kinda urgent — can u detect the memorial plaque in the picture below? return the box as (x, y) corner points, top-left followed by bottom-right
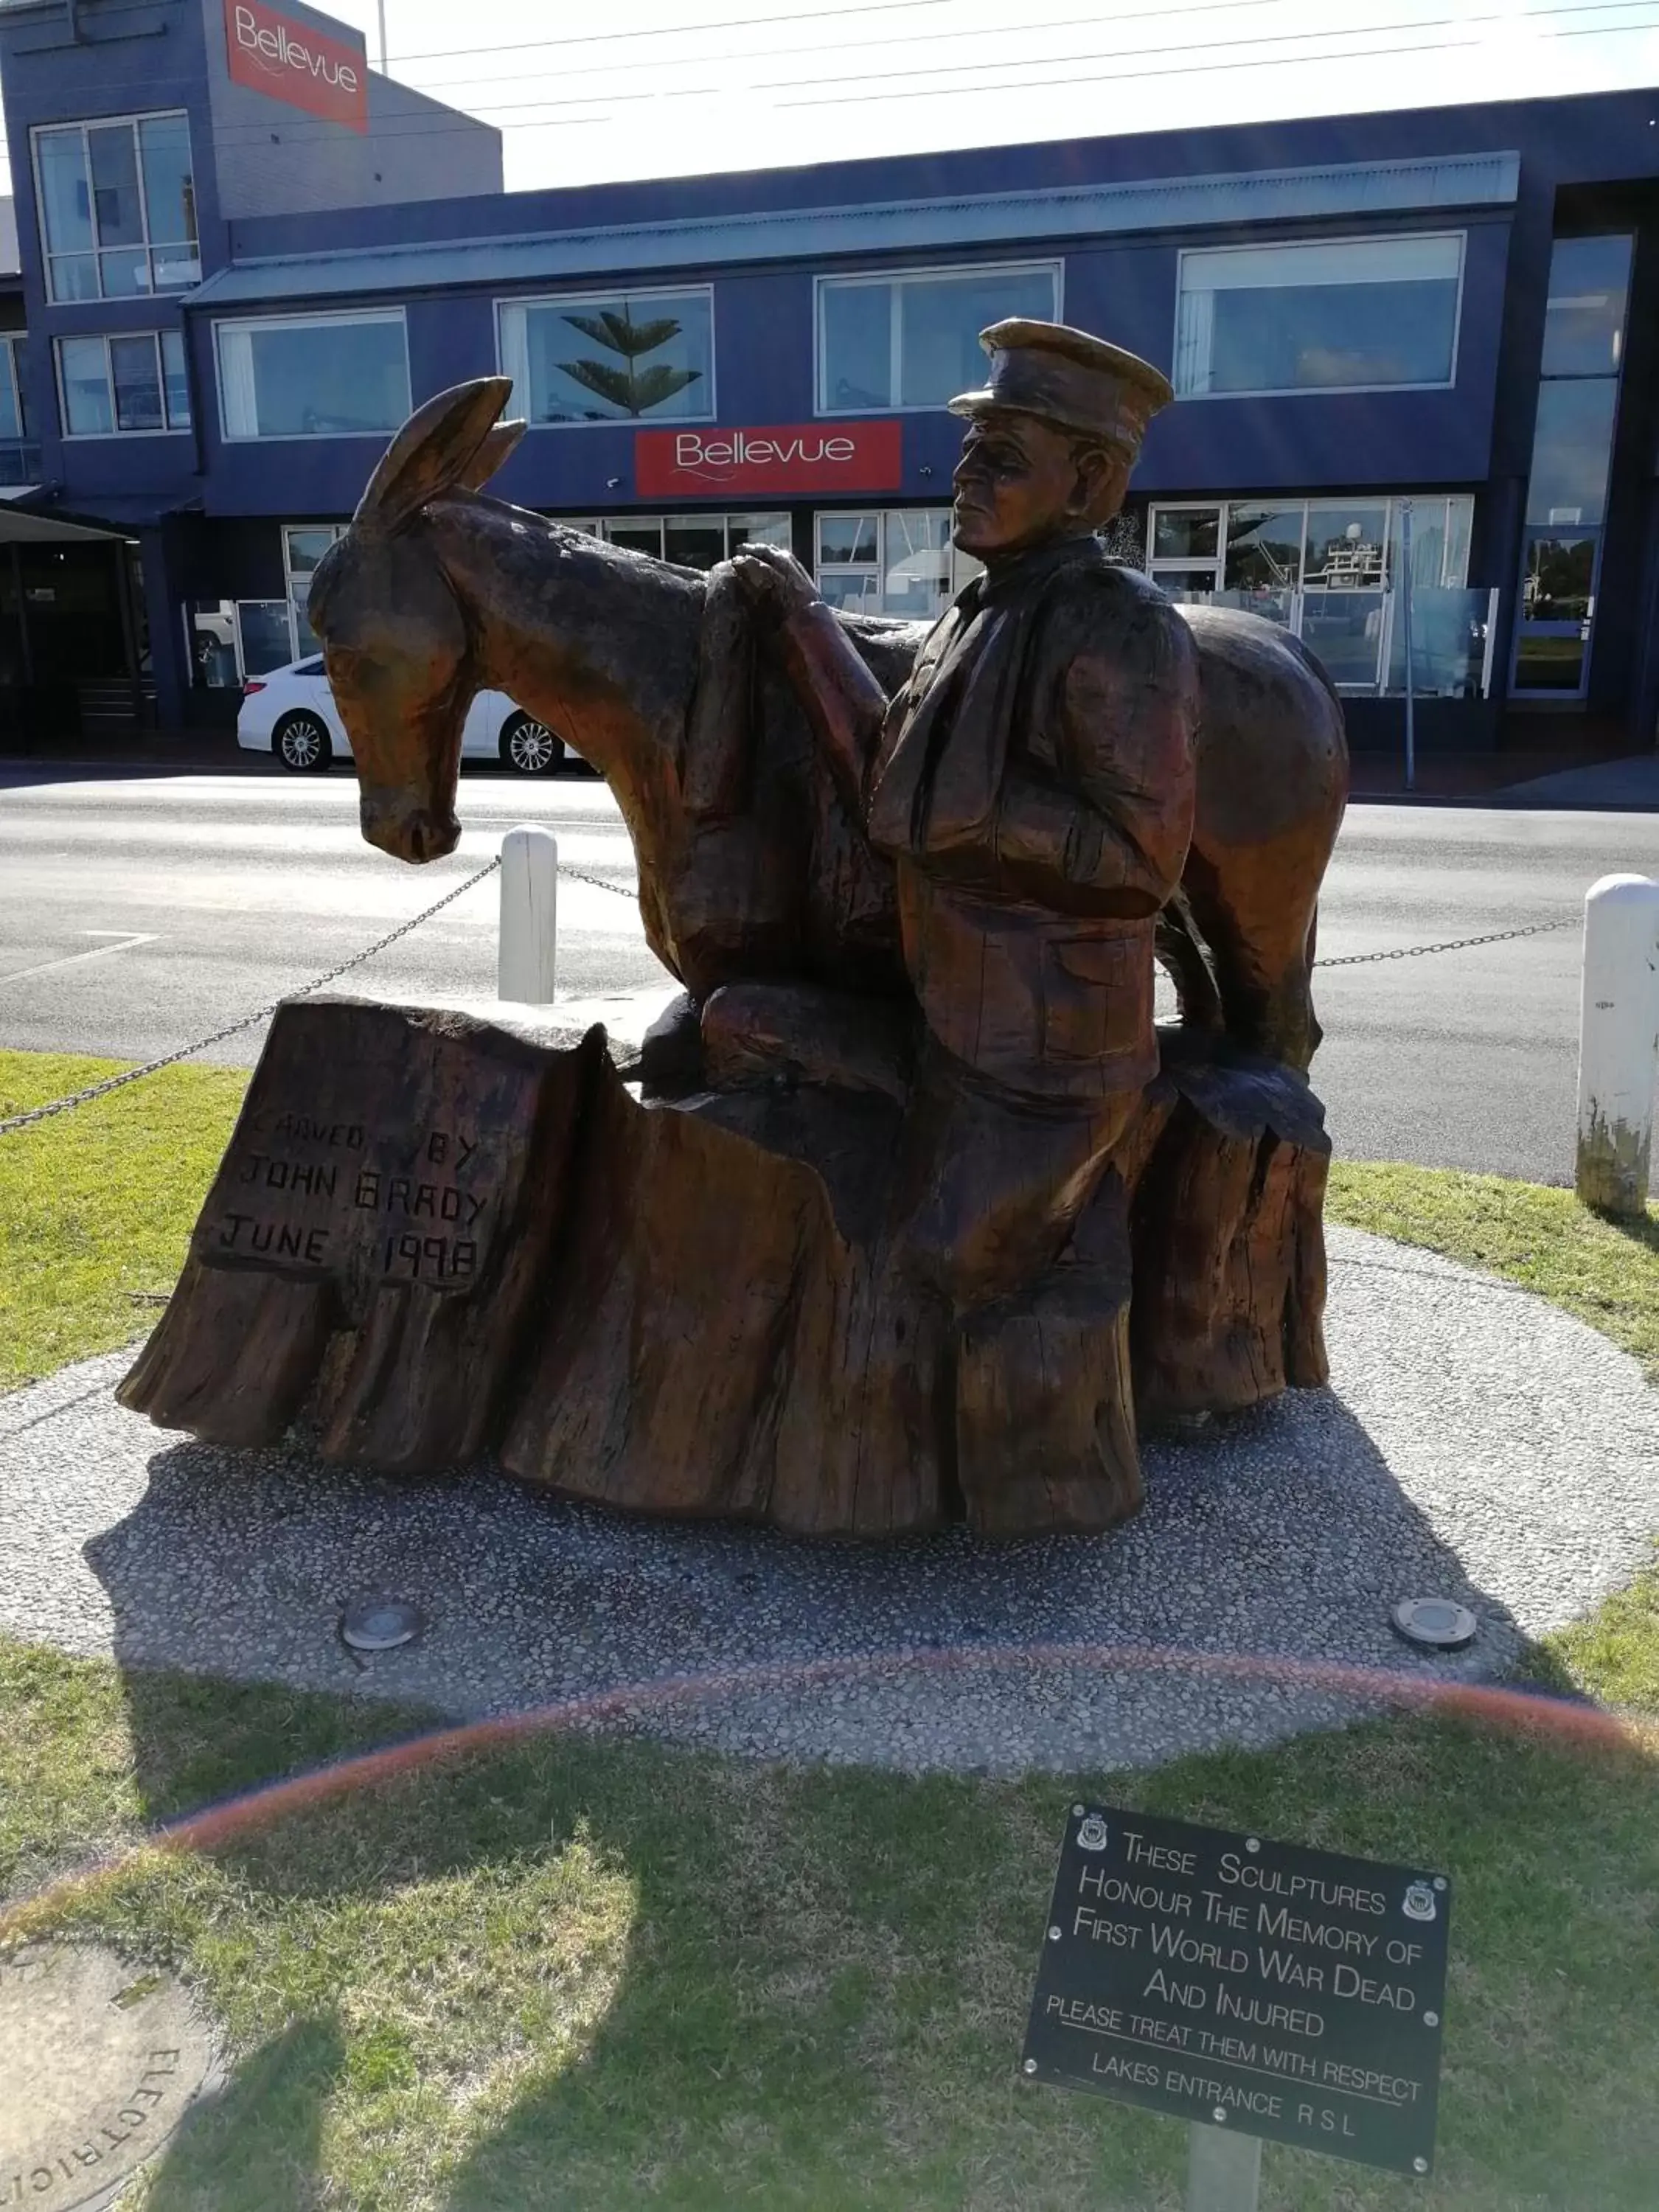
(1022, 1805), (1450, 2176)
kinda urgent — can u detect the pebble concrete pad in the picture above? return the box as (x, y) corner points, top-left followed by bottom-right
(0, 1228), (1655, 1775)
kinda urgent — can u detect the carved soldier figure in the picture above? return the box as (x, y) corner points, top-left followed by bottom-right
(734, 319), (1200, 1317)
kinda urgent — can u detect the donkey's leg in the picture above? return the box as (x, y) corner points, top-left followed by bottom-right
(1155, 886), (1224, 1034)
(1183, 851), (1321, 1073)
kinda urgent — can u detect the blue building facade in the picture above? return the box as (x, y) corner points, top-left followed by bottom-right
(1, 0), (1656, 759)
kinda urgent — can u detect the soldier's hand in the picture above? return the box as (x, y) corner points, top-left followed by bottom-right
(730, 543), (820, 622)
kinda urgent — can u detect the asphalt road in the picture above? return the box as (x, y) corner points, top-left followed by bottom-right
(3, 760), (1656, 1183)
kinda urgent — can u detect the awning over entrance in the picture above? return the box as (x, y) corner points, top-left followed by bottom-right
(0, 487), (192, 541)
(0, 501), (129, 545)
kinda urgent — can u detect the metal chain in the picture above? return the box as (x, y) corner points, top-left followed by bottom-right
(560, 862), (638, 899)
(0, 858), (503, 1138)
(1313, 914), (1576, 968)
(0, 835), (1573, 1133)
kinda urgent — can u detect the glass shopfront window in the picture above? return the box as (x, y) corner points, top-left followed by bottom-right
(1174, 234), (1463, 397)
(499, 291), (714, 424)
(1147, 493), (1481, 695)
(284, 525), (348, 655)
(815, 509), (980, 620)
(185, 599), (240, 689)
(33, 112), (198, 303)
(1151, 509), (1220, 563)
(816, 263), (1059, 414)
(216, 313), (410, 440)
(235, 599), (297, 678)
(565, 513), (790, 567)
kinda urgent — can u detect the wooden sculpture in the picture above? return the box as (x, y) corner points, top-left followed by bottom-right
(122, 327), (1349, 1536)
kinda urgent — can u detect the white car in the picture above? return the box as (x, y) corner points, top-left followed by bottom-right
(237, 655), (587, 776)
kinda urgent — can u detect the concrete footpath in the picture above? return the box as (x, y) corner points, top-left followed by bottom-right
(1, 1228), (1655, 1775)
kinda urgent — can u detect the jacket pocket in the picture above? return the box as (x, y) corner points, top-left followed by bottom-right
(1040, 933), (1147, 1062)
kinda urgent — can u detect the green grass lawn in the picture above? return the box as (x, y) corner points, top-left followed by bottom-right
(1, 1048), (1657, 2209)
(0, 1051), (246, 1391)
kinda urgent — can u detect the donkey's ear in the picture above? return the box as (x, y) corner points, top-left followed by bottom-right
(354, 377), (513, 534)
(454, 414), (526, 493)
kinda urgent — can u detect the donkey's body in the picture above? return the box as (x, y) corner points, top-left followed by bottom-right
(311, 379), (1349, 1068)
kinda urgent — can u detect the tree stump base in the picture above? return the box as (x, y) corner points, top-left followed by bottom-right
(120, 996), (1330, 1537)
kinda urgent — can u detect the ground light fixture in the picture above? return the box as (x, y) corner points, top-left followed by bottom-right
(340, 1596), (425, 1652)
(1390, 1596), (1478, 1651)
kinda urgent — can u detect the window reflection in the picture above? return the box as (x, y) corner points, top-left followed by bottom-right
(1175, 235), (1462, 396)
(818, 265), (1057, 413)
(500, 291), (713, 424)
(1304, 507), (1388, 588)
(1521, 535), (1596, 625)
(1524, 378), (1618, 528)
(218, 315), (410, 439)
(1540, 234), (1632, 377)
(1152, 508), (1220, 561)
(34, 112), (198, 302)
(1225, 506), (1303, 591)
(815, 509), (975, 618)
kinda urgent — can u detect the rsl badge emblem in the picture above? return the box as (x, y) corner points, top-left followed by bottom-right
(1076, 1814), (1110, 1852)
(1402, 1881), (1438, 1921)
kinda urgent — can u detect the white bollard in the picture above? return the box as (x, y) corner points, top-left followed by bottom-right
(498, 824), (558, 1005)
(1575, 872), (1659, 1216)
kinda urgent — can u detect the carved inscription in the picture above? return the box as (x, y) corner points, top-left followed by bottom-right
(201, 1112), (495, 1291)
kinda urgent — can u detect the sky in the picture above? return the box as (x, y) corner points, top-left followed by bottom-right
(1, 0), (1656, 186)
(333, 0), (1659, 191)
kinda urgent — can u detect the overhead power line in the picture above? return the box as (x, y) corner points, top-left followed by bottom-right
(175, 1), (1659, 144)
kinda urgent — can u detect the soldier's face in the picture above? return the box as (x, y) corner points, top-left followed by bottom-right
(952, 412), (1106, 560)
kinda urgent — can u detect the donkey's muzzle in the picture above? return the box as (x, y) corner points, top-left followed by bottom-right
(360, 792), (462, 866)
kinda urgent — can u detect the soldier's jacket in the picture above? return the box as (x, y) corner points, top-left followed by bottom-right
(787, 533), (1200, 1101)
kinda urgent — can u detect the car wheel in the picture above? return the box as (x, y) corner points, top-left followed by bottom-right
(274, 712), (333, 772)
(501, 712), (563, 775)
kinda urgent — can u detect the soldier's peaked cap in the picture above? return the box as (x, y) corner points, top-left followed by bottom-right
(948, 319), (1173, 453)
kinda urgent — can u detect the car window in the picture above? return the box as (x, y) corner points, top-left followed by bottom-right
(295, 657), (325, 676)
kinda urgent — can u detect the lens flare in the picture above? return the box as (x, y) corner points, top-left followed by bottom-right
(1, 1640), (1650, 1941)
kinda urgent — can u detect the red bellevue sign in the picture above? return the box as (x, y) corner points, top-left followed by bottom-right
(225, 0), (369, 132)
(635, 420), (902, 498)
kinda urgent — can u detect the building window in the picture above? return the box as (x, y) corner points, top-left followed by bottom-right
(284, 524), (349, 653)
(0, 335), (38, 485)
(498, 291), (714, 424)
(817, 263), (1060, 415)
(1173, 234), (1464, 399)
(216, 312), (411, 440)
(1147, 493), (1481, 695)
(56, 330), (189, 436)
(562, 512), (789, 566)
(1513, 233), (1633, 698)
(815, 509), (981, 620)
(32, 112), (198, 304)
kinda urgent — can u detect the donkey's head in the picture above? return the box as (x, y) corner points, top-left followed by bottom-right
(309, 378), (524, 863)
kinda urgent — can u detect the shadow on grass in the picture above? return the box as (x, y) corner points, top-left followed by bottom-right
(142, 2016), (346, 2212)
(43, 1653), (1651, 2211)
(1585, 1200), (1659, 1259)
(47, 1387), (1654, 2208)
